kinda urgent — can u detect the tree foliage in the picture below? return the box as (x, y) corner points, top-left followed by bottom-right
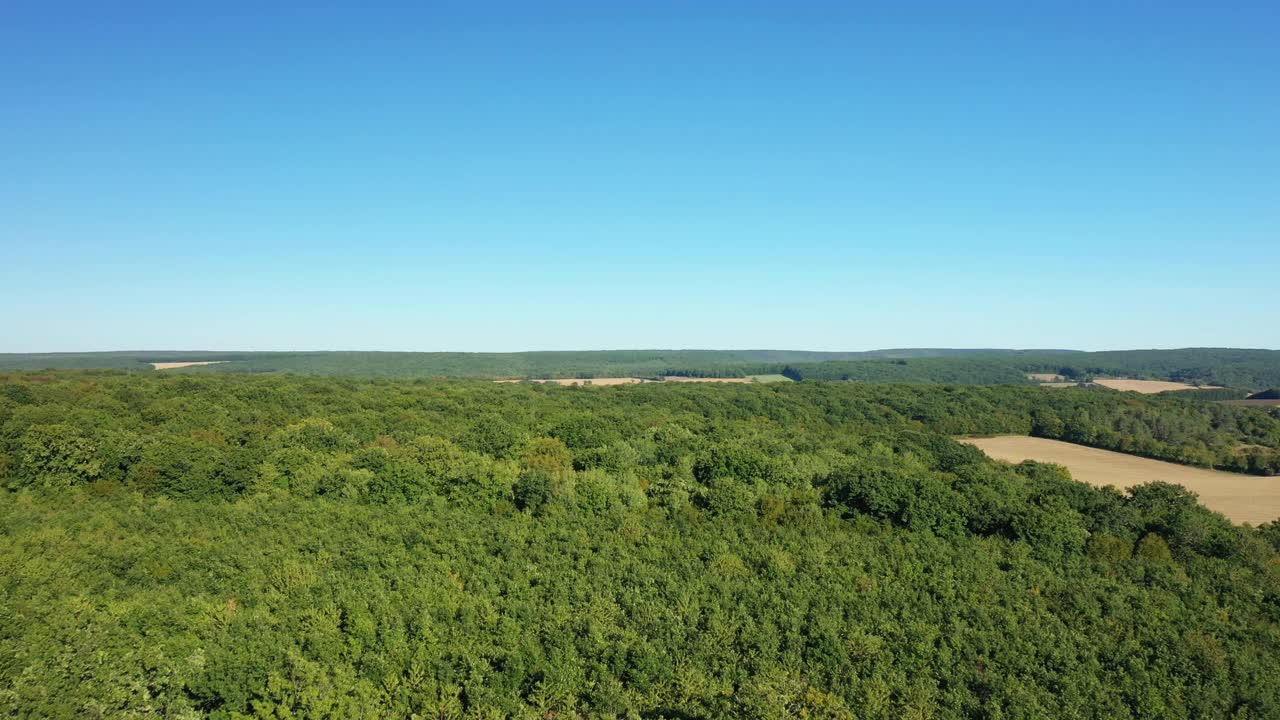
(4, 347), (1279, 389)
(2, 371), (1280, 718)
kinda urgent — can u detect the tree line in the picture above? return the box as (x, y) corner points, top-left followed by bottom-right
(4, 348), (1279, 389)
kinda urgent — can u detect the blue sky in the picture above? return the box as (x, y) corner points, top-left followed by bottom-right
(2, 2), (1276, 352)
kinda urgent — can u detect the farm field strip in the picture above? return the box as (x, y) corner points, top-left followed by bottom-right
(149, 361), (229, 370)
(494, 377), (758, 385)
(960, 435), (1280, 525)
(747, 374), (793, 383)
(1093, 378), (1222, 393)
(493, 377), (652, 385)
(661, 376), (753, 383)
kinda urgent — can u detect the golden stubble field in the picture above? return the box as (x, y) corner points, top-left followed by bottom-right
(495, 377), (754, 385)
(1093, 378), (1222, 393)
(493, 378), (650, 386)
(960, 435), (1280, 525)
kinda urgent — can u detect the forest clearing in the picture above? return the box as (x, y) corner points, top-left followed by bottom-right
(961, 435), (1280, 524)
(495, 376), (758, 385)
(532, 377), (650, 386)
(1093, 378), (1222, 393)
(149, 360), (229, 370)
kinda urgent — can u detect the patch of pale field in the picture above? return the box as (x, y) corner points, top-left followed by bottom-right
(1094, 378), (1222, 394)
(960, 435), (1280, 525)
(497, 377), (757, 386)
(1027, 373), (1065, 382)
(150, 361), (229, 370)
(1040, 382), (1078, 388)
(498, 377), (654, 386)
(550, 377), (650, 386)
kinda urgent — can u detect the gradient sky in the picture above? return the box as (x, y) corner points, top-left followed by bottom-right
(2, 2), (1277, 352)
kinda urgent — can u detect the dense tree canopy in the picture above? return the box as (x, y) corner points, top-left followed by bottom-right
(780, 358), (1033, 384)
(2, 371), (1280, 718)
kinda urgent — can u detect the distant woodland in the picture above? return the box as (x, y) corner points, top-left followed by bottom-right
(3, 347), (1280, 389)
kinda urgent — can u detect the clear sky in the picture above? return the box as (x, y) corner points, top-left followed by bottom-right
(2, 2), (1276, 352)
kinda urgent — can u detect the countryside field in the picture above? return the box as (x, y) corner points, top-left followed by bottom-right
(530, 377), (651, 386)
(1093, 378), (1222, 393)
(496, 376), (769, 385)
(961, 435), (1280, 524)
(746, 373), (793, 383)
(149, 360), (228, 370)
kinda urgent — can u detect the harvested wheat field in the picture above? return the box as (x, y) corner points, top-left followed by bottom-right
(497, 376), (755, 386)
(547, 377), (650, 386)
(960, 435), (1280, 524)
(1094, 378), (1221, 394)
(149, 361), (228, 370)
(505, 377), (653, 386)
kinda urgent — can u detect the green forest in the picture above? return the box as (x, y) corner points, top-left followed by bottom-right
(0, 350), (1010, 377)
(778, 358), (1032, 385)
(4, 371), (1280, 718)
(4, 348), (1279, 390)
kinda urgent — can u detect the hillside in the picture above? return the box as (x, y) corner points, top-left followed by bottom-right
(1014, 348), (1280, 390)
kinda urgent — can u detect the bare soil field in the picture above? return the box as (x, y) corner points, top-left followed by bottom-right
(150, 361), (229, 370)
(1027, 373), (1065, 382)
(960, 435), (1280, 525)
(1094, 378), (1221, 394)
